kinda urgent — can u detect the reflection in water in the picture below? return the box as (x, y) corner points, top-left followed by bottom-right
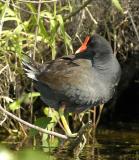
(0, 127), (139, 160)
(55, 127), (139, 160)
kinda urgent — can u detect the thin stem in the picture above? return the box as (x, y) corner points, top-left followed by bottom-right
(33, 0), (42, 57)
(0, 0), (92, 22)
(127, 11), (139, 41)
(0, 0), (10, 36)
(64, 0), (92, 21)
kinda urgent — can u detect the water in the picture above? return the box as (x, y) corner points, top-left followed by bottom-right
(55, 127), (139, 160)
(0, 126), (139, 160)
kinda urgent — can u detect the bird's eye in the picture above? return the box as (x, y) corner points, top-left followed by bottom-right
(91, 38), (95, 44)
(88, 38), (94, 47)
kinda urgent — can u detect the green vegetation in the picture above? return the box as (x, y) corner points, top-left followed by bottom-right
(0, 0), (138, 158)
(0, 0), (75, 140)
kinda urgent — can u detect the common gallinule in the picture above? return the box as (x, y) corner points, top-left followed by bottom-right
(22, 34), (121, 137)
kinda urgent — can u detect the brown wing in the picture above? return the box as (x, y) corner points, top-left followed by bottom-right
(37, 55), (92, 92)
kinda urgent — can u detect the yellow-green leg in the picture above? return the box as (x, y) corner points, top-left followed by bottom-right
(96, 104), (104, 127)
(91, 104), (104, 128)
(59, 106), (77, 138)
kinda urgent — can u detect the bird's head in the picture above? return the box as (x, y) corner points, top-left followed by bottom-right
(75, 34), (113, 59)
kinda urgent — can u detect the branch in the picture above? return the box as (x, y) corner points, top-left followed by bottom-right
(0, 0), (92, 23)
(127, 11), (139, 41)
(0, 64), (8, 74)
(64, 0), (92, 21)
(0, 105), (68, 140)
(0, 113), (7, 126)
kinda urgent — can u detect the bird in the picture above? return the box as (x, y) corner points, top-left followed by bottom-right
(22, 34), (121, 137)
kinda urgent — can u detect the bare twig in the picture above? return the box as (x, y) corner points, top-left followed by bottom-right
(0, 113), (7, 126)
(0, 0), (37, 15)
(0, 0), (92, 23)
(64, 0), (92, 21)
(127, 11), (139, 41)
(85, 7), (98, 25)
(0, 64), (8, 74)
(75, 9), (85, 42)
(0, 96), (13, 103)
(0, 105), (68, 139)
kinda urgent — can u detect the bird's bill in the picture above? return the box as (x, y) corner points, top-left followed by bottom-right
(75, 36), (90, 54)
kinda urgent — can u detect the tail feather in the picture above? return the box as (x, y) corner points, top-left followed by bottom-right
(22, 54), (39, 81)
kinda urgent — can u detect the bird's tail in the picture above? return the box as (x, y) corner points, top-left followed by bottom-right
(22, 54), (39, 81)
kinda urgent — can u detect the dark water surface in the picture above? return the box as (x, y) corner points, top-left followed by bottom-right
(86, 128), (139, 160)
(0, 126), (139, 160)
(54, 127), (139, 160)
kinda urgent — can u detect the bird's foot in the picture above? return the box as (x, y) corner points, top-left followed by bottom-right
(67, 132), (78, 138)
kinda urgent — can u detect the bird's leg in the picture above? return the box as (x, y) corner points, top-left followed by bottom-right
(59, 105), (77, 138)
(91, 104), (104, 128)
(96, 104), (104, 127)
(90, 106), (96, 129)
(89, 104), (104, 140)
(93, 106), (96, 129)
(75, 134), (86, 157)
(92, 106), (96, 139)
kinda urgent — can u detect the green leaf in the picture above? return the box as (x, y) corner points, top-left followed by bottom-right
(42, 136), (59, 152)
(27, 92), (40, 98)
(112, 0), (124, 13)
(53, 1), (56, 17)
(39, 18), (49, 39)
(14, 24), (24, 34)
(44, 107), (59, 123)
(29, 117), (52, 137)
(9, 100), (21, 111)
(9, 92), (40, 111)
(56, 15), (73, 54)
(42, 108), (59, 149)
(18, 149), (55, 160)
(26, 3), (37, 19)
(42, 109), (59, 151)
(4, 7), (16, 17)
(22, 92), (40, 104)
(3, 17), (20, 22)
(26, 3), (37, 28)
(40, 11), (53, 19)
(0, 2), (10, 20)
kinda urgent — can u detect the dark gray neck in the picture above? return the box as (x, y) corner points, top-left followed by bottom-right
(94, 55), (121, 85)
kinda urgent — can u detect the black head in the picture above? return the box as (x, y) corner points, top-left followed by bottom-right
(75, 34), (113, 59)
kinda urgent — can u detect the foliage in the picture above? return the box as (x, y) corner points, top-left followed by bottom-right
(0, 146), (56, 160)
(0, 0), (74, 141)
(112, 0), (123, 13)
(9, 92), (40, 111)
(0, 0), (138, 153)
